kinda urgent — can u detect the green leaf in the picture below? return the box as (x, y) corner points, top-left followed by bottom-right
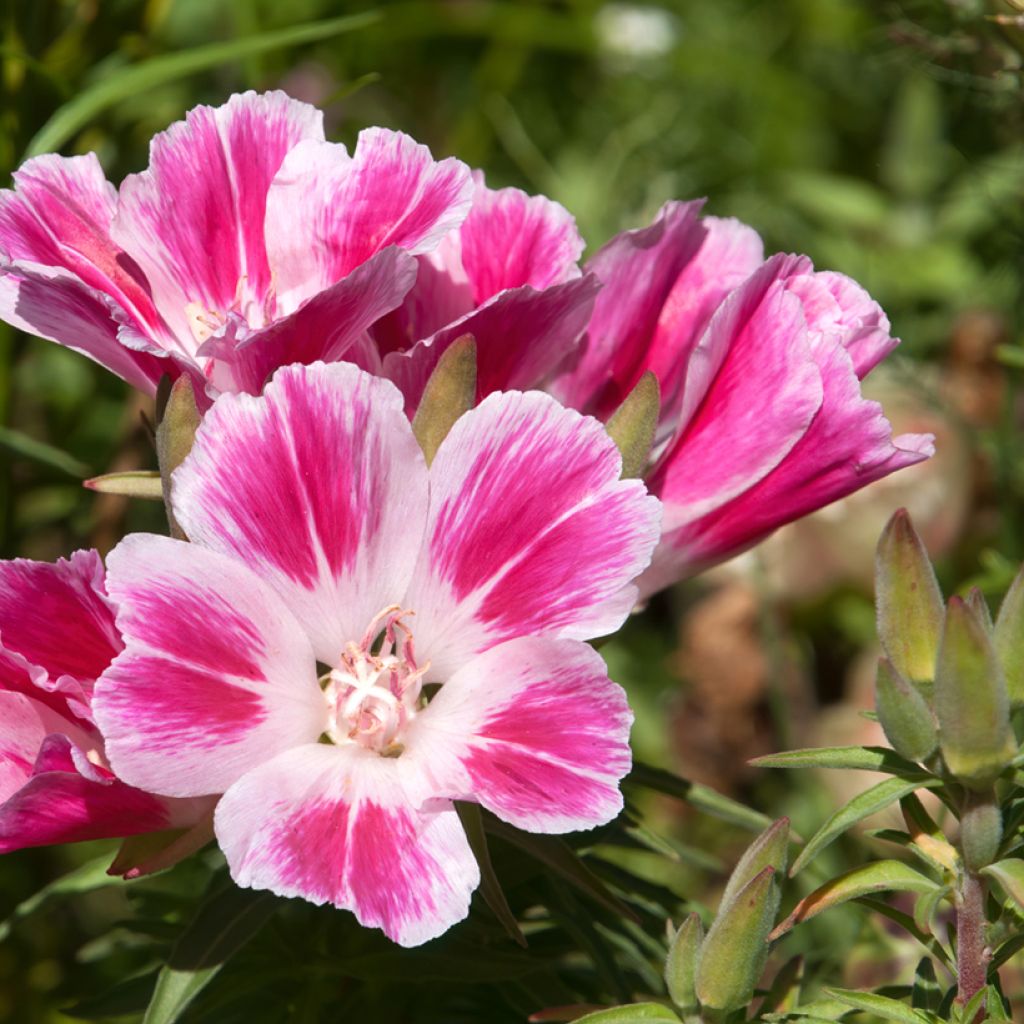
(790, 776), (940, 875)
(604, 372), (660, 479)
(750, 745), (930, 778)
(454, 801), (526, 946)
(760, 955), (804, 1015)
(574, 1005), (681, 1023)
(411, 334), (477, 466)
(994, 562), (1024, 705)
(0, 424), (89, 476)
(911, 958), (942, 1012)
(663, 913), (702, 1012)
(143, 884), (281, 1024)
(980, 858), (1024, 912)
(825, 988), (938, 1024)
(83, 470), (163, 499)
(855, 896), (953, 968)
(771, 860), (941, 939)
(62, 971), (158, 1020)
(25, 12), (381, 157)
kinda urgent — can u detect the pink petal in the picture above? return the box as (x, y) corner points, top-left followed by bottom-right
(205, 247), (417, 394)
(0, 550), (122, 718)
(172, 363), (429, 664)
(264, 129), (473, 312)
(405, 391), (661, 677)
(403, 638), (631, 832)
(383, 275), (601, 417)
(551, 200), (707, 417)
(647, 272), (823, 527)
(215, 743), (478, 947)
(93, 534), (324, 798)
(113, 91), (324, 350)
(458, 176), (583, 304)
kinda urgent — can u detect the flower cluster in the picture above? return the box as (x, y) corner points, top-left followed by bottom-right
(0, 91), (933, 945)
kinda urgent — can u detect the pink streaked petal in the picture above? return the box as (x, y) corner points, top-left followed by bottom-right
(459, 176), (583, 304)
(215, 743), (478, 947)
(383, 275), (601, 417)
(406, 392), (660, 677)
(0, 153), (161, 330)
(205, 247), (418, 394)
(0, 550), (122, 706)
(94, 534), (324, 798)
(0, 262), (169, 392)
(113, 91), (324, 348)
(644, 340), (935, 590)
(265, 129), (473, 311)
(648, 280), (823, 527)
(403, 638), (631, 832)
(0, 692), (87, 803)
(551, 200), (707, 418)
(648, 216), (764, 415)
(173, 363), (429, 663)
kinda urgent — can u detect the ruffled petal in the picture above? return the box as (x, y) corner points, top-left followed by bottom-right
(264, 129), (473, 312)
(403, 637), (631, 832)
(215, 743), (478, 947)
(405, 391), (660, 677)
(93, 535), (323, 798)
(113, 91), (324, 351)
(172, 362), (429, 663)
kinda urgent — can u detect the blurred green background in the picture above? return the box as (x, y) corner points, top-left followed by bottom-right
(3, 0), (1024, 1020)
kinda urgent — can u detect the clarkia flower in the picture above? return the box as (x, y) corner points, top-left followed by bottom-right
(92, 362), (660, 946)
(550, 201), (935, 592)
(0, 91), (474, 398)
(0, 552), (206, 853)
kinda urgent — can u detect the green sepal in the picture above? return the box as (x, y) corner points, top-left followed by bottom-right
(664, 913), (702, 1012)
(411, 334), (477, 466)
(604, 371), (660, 479)
(155, 375), (202, 539)
(959, 792), (1002, 872)
(84, 470), (164, 500)
(717, 818), (789, 914)
(875, 657), (938, 762)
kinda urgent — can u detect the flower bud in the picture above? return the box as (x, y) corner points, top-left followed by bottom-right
(718, 818), (789, 913)
(960, 793), (1002, 873)
(664, 913), (702, 1012)
(875, 657), (937, 762)
(994, 563), (1024, 706)
(935, 597), (1016, 788)
(695, 866), (779, 1012)
(875, 509), (944, 684)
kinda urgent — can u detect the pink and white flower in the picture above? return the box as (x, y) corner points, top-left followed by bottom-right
(0, 91), (474, 398)
(92, 362), (660, 946)
(551, 201), (935, 592)
(0, 551), (206, 854)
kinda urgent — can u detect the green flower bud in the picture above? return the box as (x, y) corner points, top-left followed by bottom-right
(664, 913), (702, 1012)
(935, 597), (1016, 788)
(875, 657), (937, 762)
(875, 509), (944, 684)
(960, 792), (1002, 872)
(695, 867), (779, 1012)
(718, 818), (789, 913)
(994, 563), (1024, 706)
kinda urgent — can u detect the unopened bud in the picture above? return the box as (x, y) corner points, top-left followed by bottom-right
(718, 818), (789, 913)
(875, 658), (937, 762)
(960, 793), (1002, 872)
(994, 563), (1024, 706)
(965, 587), (993, 632)
(695, 866), (779, 1012)
(875, 509), (944, 684)
(664, 913), (702, 1012)
(935, 597), (1015, 788)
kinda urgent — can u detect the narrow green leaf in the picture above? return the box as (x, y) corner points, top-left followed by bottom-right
(0, 424), (89, 476)
(26, 12), (381, 156)
(84, 470), (163, 500)
(911, 958), (942, 1012)
(664, 913), (702, 1012)
(771, 860), (941, 939)
(994, 563), (1024, 705)
(604, 372), (659, 479)
(825, 988), (936, 1023)
(455, 801), (526, 946)
(856, 896), (953, 968)
(574, 1004), (680, 1023)
(718, 818), (789, 914)
(980, 858), (1024, 912)
(750, 745), (930, 778)
(143, 885), (280, 1024)
(411, 334), (477, 466)
(790, 776), (940, 876)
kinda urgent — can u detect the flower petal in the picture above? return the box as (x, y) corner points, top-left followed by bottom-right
(173, 362), (429, 663)
(113, 91), (324, 350)
(264, 129), (473, 312)
(405, 391), (661, 677)
(404, 637), (631, 832)
(383, 275), (601, 417)
(215, 743), (478, 947)
(93, 534), (323, 798)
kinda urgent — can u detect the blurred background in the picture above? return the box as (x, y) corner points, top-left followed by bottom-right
(3, 0), (1024, 1020)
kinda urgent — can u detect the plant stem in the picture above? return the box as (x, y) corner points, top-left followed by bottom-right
(956, 870), (988, 1015)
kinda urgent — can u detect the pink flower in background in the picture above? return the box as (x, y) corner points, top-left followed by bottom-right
(0, 552), (206, 853)
(93, 362), (659, 946)
(550, 201), (935, 593)
(0, 91), (473, 398)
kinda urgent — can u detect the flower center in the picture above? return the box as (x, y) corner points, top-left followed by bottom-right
(184, 276), (278, 348)
(322, 606), (428, 755)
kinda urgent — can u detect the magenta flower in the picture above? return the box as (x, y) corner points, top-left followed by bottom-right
(0, 551), (206, 853)
(0, 91), (473, 397)
(551, 201), (935, 592)
(92, 362), (660, 946)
